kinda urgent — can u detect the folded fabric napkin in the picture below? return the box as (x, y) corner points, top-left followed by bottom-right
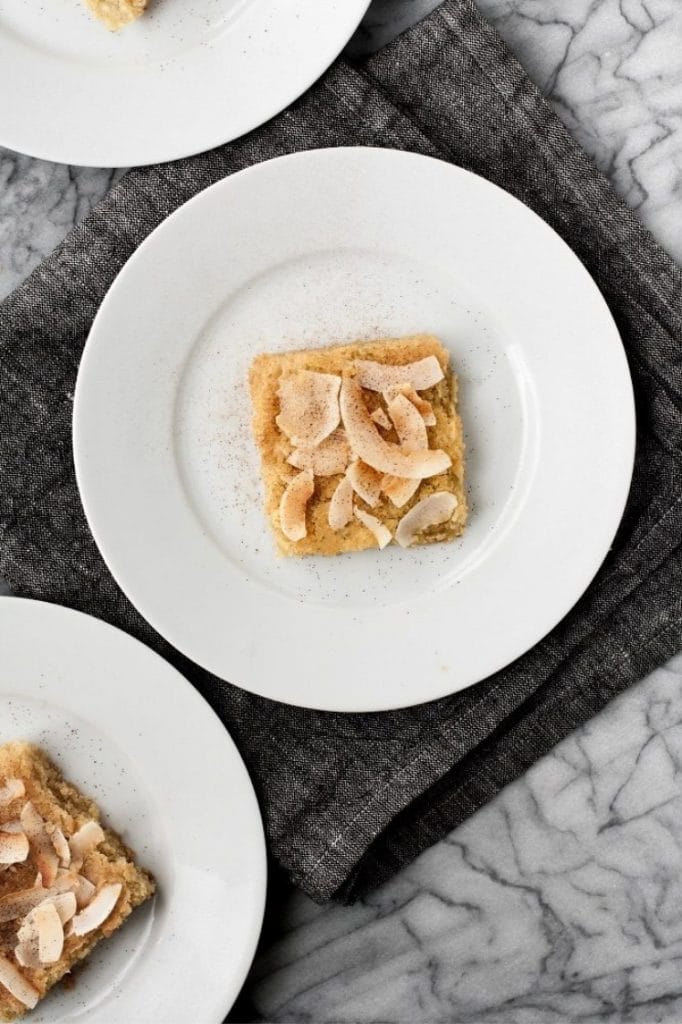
(1, 0), (681, 903)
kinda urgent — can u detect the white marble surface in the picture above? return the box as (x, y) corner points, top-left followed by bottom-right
(476, 0), (682, 265)
(2, 0), (682, 296)
(251, 653), (682, 1023)
(243, 2), (682, 1021)
(2, 2), (682, 1022)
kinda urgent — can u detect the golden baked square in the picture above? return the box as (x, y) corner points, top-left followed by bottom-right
(85, 0), (146, 30)
(0, 742), (155, 1021)
(249, 334), (467, 556)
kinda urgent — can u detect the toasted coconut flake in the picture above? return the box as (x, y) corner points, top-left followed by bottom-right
(279, 470), (314, 542)
(340, 379), (451, 479)
(382, 475), (420, 508)
(68, 820), (104, 863)
(380, 395), (428, 509)
(346, 460), (382, 508)
(50, 826), (71, 867)
(354, 356), (444, 392)
(287, 429), (350, 476)
(36, 902), (63, 963)
(370, 407), (392, 430)
(50, 892), (77, 926)
(328, 475), (354, 530)
(354, 509), (392, 549)
(68, 883), (122, 937)
(276, 371), (341, 448)
(0, 888), (55, 925)
(19, 802), (43, 836)
(0, 780), (24, 808)
(0, 821), (23, 834)
(72, 875), (97, 909)
(385, 384), (436, 426)
(0, 925), (17, 954)
(395, 492), (459, 548)
(14, 939), (40, 970)
(386, 393), (428, 452)
(20, 803), (59, 886)
(53, 869), (97, 908)
(17, 894), (78, 945)
(0, 953), (39, 1008)
(0, 831), (29, 865)
(18, 901), (63, 965)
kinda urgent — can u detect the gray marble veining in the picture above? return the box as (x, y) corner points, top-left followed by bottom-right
(0, 0), (431, 301)
(2, 0), (681, 299)
(251, 654), (682, 1022)
(476, 0), (682, 268)
(1, 3), (682, 1022)
(0, 155), (124, 302)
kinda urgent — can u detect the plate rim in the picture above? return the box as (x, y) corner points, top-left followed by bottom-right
(0, 0), (371, 167)
(73, 145), (637, 713)
(0, 594), (267, 1022)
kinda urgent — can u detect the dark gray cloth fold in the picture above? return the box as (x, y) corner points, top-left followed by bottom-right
(1, 0), (680, 903)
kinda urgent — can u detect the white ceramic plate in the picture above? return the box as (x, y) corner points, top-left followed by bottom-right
(0, 0), (369, 166)
(0, 597), (266, 1023)
(74, 147), (635, 713)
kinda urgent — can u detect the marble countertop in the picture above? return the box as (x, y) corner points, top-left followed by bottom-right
(2, 0), (682, 298)
(252, 652), (682, 1023)
(2, 1), (682, 1022)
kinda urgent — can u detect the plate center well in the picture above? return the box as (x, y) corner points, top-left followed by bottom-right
(174, 249), (539, 609)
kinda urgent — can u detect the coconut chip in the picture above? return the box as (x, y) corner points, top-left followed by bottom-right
(353, 355), (444, 393)
(0, 888), (54, 925)
(52, 869), (97, 909)
(0, 953), (39, 1009)
(378, 393), (430, 508)
(51, 892), (78, 926)
(354, 509), (392, 550)
(395, 492), (459, 548)
(20, 803), (58, 886)
(384, 384), (436, 426)
(340, 378), (450, 480)
(346, 460), (383, 508)
(276, 371), (341, 449)
(279, 470), (314, 542)
(370, 407), (392, 430)
(68, 820), (104, 866)
(71, 875), (97, 909)
(50, 826), (71, 867)
(382, 475), (420, 509)
(13, 937), (40, 970)
(0, 821), (24, 834)
(67, 883), (122, 937)
(17, 901), (64, 966)
(0, 831), (29, 866)
(328, 475), (354, 530)
(386, 393), (428, 452)
(287, 429), (350, 476)
(0, 780), (24, 808)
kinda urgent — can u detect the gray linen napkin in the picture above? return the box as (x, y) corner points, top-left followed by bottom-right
(1, 0), (681, 903)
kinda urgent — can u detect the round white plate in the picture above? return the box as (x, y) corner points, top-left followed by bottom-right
(0, 597), (266, 1023)
(74, 147), (635, 713)
(0, 0), (369, 167)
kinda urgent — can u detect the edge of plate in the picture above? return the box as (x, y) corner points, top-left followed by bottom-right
(0, 1), (371, 167)
(0, 595), (267, 1020)
(73, 147), (637, 712)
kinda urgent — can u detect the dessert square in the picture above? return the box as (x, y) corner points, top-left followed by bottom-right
(0, 742), (155, 1021)
(249, 334), (467, 556)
